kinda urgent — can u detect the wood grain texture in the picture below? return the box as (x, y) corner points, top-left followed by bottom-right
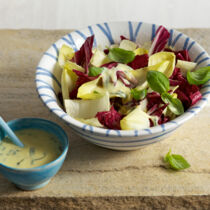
(0, 29), (209, 208)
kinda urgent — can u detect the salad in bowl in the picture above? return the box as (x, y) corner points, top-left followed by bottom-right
(58, 26), (210, 131)
(36, 21), (210, 150)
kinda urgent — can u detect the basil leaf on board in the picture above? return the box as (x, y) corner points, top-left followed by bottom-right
(88, 66), (104, 76)
(164, 149), (191, 170)
(146, 70), (170, 93)
(161, 92), (184, 115)
(131, 88), (147, 101)
(108, 48), (135, 64)
(187, 66), (210, 85)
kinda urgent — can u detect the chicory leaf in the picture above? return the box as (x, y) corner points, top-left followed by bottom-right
(119, 39), (137, 51)
(65, 92), (110, 119)
(147, 70), (170, 93)
(164, 149), (191, 170)
(149, 26), (170, 55)
(58, 45), (75, 67)
(175, 60), (197, 77)
(74, 35), (94, 74)
(128, 54), (149, 69)
(120, 105), (150, 130)
(187, 66), (210, 85)
(96, 106), (122, 130)
(161, 92), (184, 115)
(108, 48), (135, 64)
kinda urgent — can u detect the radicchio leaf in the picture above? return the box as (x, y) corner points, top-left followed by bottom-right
(149, 26), (170, 55)
(176, 50), (191, 61)
(104, 49), (109, 55)
(128, 54), (149, 69)
(120, 35), (129, 40)
(96, 106), (122, 129)
(101, 62), (118, 69)
(165, 49), (191, 62)
(146, 92), (169, 125)
(158, 114), (170, 125)
(148, 103), (169, 125)
(170, 68), (202, 109)
(74, 35), (94, 74)
(116, 71), (131, 87)
(146, 92), (163, 110)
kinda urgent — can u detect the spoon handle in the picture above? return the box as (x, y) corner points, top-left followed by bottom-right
(0, 117), (24, 147)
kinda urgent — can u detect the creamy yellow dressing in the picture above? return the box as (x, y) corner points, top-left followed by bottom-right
(0, 129), (62, 169)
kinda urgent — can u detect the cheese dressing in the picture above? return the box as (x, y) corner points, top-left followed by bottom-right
(0, 129), (62, 169)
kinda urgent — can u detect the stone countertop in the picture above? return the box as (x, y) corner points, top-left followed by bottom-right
(0, 29), (209, 209)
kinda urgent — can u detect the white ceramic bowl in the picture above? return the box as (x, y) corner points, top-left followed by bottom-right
(36, 21), (210, 150)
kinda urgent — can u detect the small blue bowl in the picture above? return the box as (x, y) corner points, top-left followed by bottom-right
(0, 118), (69, 190)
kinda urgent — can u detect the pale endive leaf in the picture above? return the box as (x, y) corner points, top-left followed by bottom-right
(134, 48), (148, 56)
(119, 39), (137, 51)
(77, 77), (107, 99)
(58, 45), (75, 67)
(64, 92), (110, 119)
(61, 68), (76, 100)
(76, 118), (103, 127)
(120, 105), (150, 130)
(176, 60), (197, 77)
(148, 52), (175, 77)
(64, 60), (85, 72)
(133, 61), (170, 91)
(90, 49), (111, 67)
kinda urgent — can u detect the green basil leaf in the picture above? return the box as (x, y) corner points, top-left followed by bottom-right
(131, 88), (147, 100)
(88, 67), (104, 76)
(108, 48), (135, 64)
(164, 150), (190, 170)
(187, 66), (210, 85)
(164, 149), (171, 162)
(146, 71), (170, 93)
(161, 92), (184, 115)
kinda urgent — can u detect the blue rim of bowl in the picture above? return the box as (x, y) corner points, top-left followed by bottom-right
(35, 21), (210, 137)
(0, 118), (69, 171)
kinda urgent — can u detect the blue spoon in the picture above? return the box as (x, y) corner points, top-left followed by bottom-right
(0, 117), (24, 147)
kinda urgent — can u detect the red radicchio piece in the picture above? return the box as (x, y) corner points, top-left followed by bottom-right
(149, 26), (170, 55)
(116, 71), (131, 87)
(104, 49), (109, 55)
(175, 89), (191, 109)
(170, 68), (202, 109)
(165, 49), (191, 62)
(128, 54), (149, 70)
(120, 35), (129, 40)
(146, 92), (170, 126)
(74, 35), (94, 74)
(189, 91), (202, 105)
(146, 92), (163, 110)
(176, 50), (191, 61)
(101, 62), (118, 69)
(151, 104), (168, 118)
(148, 103), (169, 126)
(169, 79), (182, 86)
(116, 71), (138, 88)
(72, 69), (98, 81)
(158, 115), (170, 125)
(96, 106), (122, 130)
(69, 69), (98, 99)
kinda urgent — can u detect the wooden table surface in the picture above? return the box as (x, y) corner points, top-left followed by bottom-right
(0, 29), (209, 209)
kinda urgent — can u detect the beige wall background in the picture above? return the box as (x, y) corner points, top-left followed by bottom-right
(1, 0), (210, 29)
